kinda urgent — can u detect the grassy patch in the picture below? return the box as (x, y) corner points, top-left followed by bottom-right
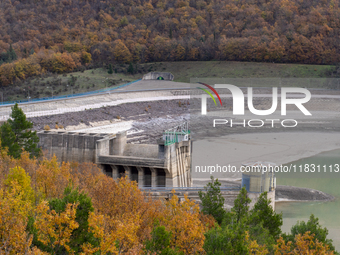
(154, 61), (335, 82)
(2, 61), (336, 101)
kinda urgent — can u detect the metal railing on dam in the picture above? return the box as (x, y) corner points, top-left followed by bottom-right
(140, 186), (241, 192)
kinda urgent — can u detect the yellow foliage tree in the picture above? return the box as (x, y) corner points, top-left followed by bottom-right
(5, 166), (35, 206)
(275, 231), (335, 255)
(246, 232), (269, 255)
(0, 188), (33, 254)
(34, 201), (79, 254)
(175, 44), (186, 61)
(113, 39), (132, 63)
(162, 192), (206, 254)
(36, 156), (71, 199)
(0, 175), (45, 254)
(0, 144), (16, 189)
(81, 51), (92, 64)
(84, 176), (163, 253)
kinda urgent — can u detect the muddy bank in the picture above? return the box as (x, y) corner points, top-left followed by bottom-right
(29, 99), (190, 132)
(276, 185), (335, 202)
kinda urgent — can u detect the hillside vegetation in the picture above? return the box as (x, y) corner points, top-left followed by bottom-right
(1, 0), (340, 87)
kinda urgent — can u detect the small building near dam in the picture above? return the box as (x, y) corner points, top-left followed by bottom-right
(37, 123), (192, 188)
(241, 161), (276, 209)
(142, 72), (174, 81)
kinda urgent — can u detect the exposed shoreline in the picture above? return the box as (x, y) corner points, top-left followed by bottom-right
(275, 185), (335, 202)
(191, 132), (340, 179)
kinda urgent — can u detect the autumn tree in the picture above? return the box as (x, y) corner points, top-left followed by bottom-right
(0, 166), (45, 254)
(282, 214), (336, 252)
(162, 192), (206, 254)
(34, 201), (79, 254)
(275, 231), (335, 254)
(0, 103), (41, 159)
(47, 186), (98, 253)
(0, 188), (34, 254)
(36, 157), (72, 199)
(80, 51), (92, 65)
(113, 40), (132, 63)
(4, 166), (35, 207)
(84, 176), (163, 253)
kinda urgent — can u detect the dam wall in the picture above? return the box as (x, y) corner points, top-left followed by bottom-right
(37, 130), (192, 188)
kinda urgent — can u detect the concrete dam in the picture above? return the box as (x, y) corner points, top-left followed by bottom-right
(37, 123), (192, 189)
(37, 123), (276, 209)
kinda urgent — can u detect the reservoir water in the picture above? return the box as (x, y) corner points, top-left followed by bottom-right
(275, 149), (340, 251)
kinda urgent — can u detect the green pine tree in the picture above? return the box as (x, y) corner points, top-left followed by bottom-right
(144, 225), (183, 255)
(8, 44), (17, 62)
(232, 187), (251, 224)
(0, 103), (41, 158)
(127, 62), (134, 74)
(108, 63), (113, 74)
(249, 192), (282, 239)
(49, 186), (99, 253)
(198, 176), (226, 225)
(28, 186), (100, 254)
(203, 223), (249, 255)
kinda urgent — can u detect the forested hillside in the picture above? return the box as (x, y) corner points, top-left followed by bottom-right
(0, 0), (340, 86)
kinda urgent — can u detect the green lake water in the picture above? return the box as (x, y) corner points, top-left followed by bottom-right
(275, 149), (340, 251)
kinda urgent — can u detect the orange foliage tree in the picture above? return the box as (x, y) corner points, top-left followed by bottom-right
(84, 176), (163, 253)
(160, 192), (206, 254)
(34, 201), (79, 254)
(275, 231), (335, 255)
